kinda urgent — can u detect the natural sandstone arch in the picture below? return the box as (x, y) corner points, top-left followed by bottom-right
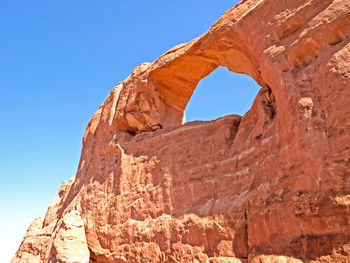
(83, 0), (275, 139)
(83, 0), (350, 140)
(14, 0), (350, 262)
(80, 1), (264, 139)
(148, 45), (263, 128)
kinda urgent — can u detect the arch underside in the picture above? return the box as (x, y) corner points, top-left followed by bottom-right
(149, 48), (262, 128)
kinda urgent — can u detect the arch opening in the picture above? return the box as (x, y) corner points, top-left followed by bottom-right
(184, 66), (261, 123)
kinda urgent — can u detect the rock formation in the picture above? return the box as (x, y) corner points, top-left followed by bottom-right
(13, 0), (350, 262)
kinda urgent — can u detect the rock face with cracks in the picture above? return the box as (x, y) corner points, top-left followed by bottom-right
(13, 0), (350, 262)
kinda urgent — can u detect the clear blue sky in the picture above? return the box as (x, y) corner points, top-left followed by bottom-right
(0, 1), (260, 261)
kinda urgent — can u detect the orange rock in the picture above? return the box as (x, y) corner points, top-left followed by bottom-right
(53, 210), (90, 263)
(251, 255), (303, 263)
(12, 0), (350, 262)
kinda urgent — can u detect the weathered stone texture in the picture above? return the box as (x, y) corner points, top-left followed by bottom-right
(13, 0), (350, 262)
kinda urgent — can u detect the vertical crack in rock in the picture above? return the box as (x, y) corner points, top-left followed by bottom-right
(244, 208), (249, 261)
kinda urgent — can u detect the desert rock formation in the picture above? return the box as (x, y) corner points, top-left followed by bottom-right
(13, 0), (350, 262)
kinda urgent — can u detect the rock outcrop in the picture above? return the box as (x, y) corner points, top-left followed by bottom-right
(13, 0), (350, 262)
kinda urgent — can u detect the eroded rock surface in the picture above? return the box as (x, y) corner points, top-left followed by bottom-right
(13, 0), (350, 262)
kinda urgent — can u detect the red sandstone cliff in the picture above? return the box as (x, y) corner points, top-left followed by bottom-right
(13, 0), (350, 262)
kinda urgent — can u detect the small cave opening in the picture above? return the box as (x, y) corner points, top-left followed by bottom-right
(184, 66), (261, 123)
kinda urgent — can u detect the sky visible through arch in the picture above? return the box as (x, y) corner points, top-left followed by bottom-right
(186, 67), (260, 122)
(0, 0), (257, 261)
